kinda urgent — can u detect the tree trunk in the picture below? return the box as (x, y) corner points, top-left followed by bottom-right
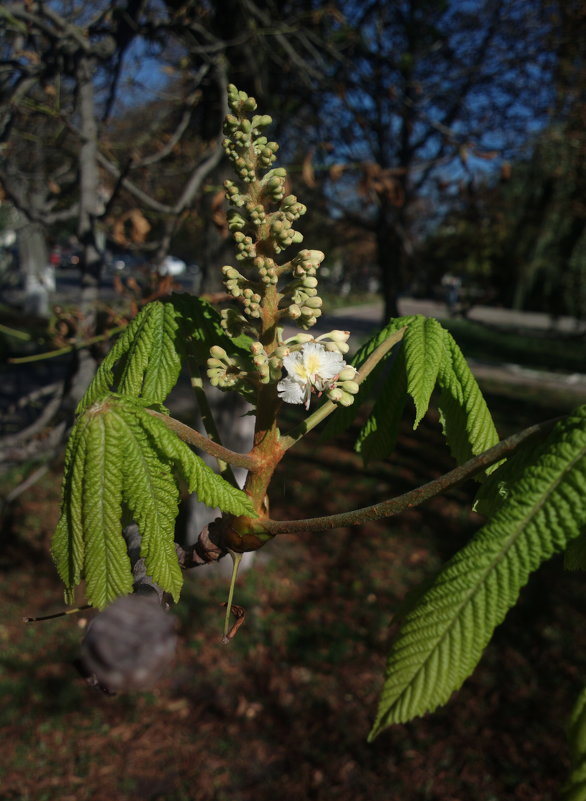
(69, 55), (103, 411)
(375, 202), (404, 322)
(18, 217), (50, 318)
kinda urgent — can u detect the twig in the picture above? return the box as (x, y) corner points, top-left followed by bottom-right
(259, 417), (559, 535)
(185, 360), (238, 486)
(9, 325), (126, 364)
(0, 390), (63, 450)
(5, 464), (49, 503)
(145, 409), (257, 471)
(0, 323), (32, 341)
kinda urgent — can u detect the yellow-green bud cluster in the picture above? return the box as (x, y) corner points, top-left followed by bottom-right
(222, 265), (246, 296)
(220, 307), (250, 338)
(291, 249), (325, 277)
(206, 345), (249, 389)
(233, 231), (256, 262)
(261, 168), (287, 202)
(246, 201), (266, 227)
(249, 341), (270, 383)
(223, 86), (277, 184)
(224, 180), (247, 208)
(326, 365), (360, 406)
(254, 256), (278, 285)
(218, 86), (332, 344)
(241, 287), (262, 318)
(270, 213), (304, 253)
(279, 252), (325, 329)
(222, 265), (263, 319)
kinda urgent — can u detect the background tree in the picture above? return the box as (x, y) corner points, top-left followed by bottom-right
(414, 0), (586, 321)
(300, 0), (557, 320)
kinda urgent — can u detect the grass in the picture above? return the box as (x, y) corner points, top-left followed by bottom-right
(441, 317), (585, 374)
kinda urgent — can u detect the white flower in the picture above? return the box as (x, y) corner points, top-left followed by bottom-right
(277, 342), (347, 409)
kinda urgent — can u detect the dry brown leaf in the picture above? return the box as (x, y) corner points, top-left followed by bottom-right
(329, 163), (345, 182)
(474, 149), (499, 160)
(110, 209), (151, 246)
(210, 189), (228, 236)
(302, 150), (317, 188)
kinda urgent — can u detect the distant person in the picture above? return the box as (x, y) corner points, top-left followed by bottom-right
(442, 273), (461, 317)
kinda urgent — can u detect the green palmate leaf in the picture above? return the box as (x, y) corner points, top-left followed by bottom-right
(321, 316), (417, 441)
(137, 406), (257, 517)
(78, 300), (181, 413)
(51, 415), (91, 600)
(110, 406), (183, 602)
(436, 332), (499, 467)
(171, 292), (251, 363)
(78, 295), (250, 415)
(561, 683), (586, 801)
(403, 316), (447, 429)
(356, 345), (407, 463)
(82, 413), (134, 609)
(52, 394), (257, 608)
(473, 434), (546, 518)
(52, 404), (135, 609)
(369, 406), (586, 739)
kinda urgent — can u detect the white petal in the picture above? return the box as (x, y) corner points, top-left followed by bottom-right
(313, 349), (346, 380)
(282, 350), (303, 375)
(277, 377), (306, 404)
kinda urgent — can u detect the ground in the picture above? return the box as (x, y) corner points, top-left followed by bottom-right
(1, 308), (586, 800)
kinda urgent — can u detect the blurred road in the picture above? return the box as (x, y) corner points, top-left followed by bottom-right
(313, 298), (586, 398)
(317, 297), (585, 340)
(5, 271), (585, 397)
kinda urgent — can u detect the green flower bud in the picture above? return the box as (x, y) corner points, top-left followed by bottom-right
(284, 333), (314, 345)
(337, 391), (355, 407)
(338, 366), (357, 381)
(302, 296), (323, 309)
(209, 345), (227, 360)
(300, 306), (321, 318)
(341, 380), (360, 395)
(327, 388), (344, 403)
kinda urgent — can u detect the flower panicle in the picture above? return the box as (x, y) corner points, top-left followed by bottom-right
(218, 85), (326, 343)
(210, 86), (353, 409)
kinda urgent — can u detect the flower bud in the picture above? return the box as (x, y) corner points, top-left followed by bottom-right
(337, 391), (355, 407)
(209, 345), (227, 360)
(337, 366), (356, 381)
(327, 387), (344, 403)
(285, 333), (313, 345)
(341, 380), (360, 395)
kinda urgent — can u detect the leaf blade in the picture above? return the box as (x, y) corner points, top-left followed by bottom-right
(436, 332), (499, 467)
(81, 412), (133, 609)
(369, 407), (586, 738)
(403, 316), (446, 429)
(112, 407), (183, 603)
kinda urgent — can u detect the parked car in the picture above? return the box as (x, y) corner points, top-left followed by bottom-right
(158, 255), (186, 276)
(105, 251), (146, 274)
